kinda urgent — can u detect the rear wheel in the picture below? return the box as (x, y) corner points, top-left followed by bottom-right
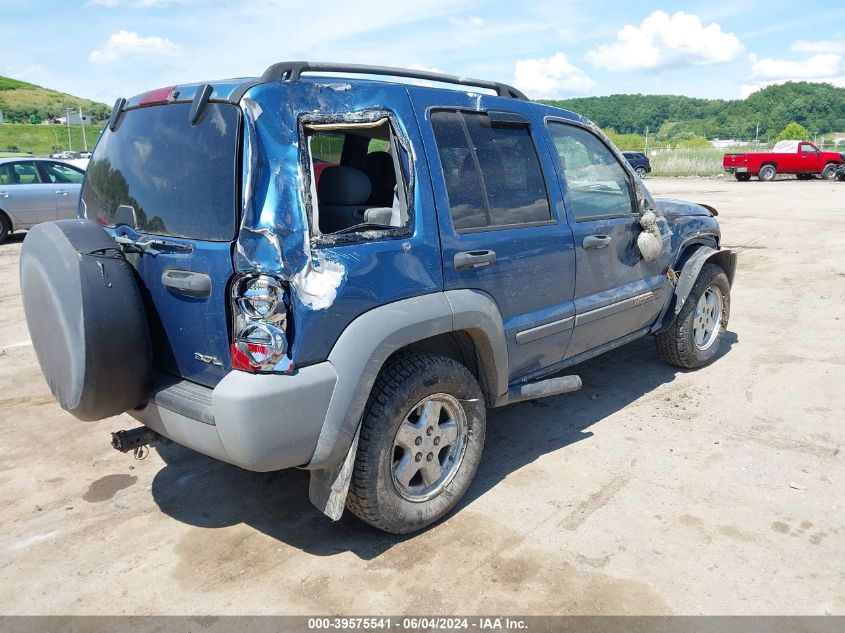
(734, 173), (751, 182)
(635, 166), (647, 179)
(758, 164), (776, 181)
(346, 352), (486, 534)
(0, 212), (10, 244)
(821, 163), (838, 181)
(656, 263), (730, 369)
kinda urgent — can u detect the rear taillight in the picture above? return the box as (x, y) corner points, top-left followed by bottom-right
(230, 273), (293, 373)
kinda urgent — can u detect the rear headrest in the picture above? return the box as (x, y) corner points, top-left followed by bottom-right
(318, 166), (371, 205)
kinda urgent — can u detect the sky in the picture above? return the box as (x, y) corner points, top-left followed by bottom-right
(2, 0), (845, 105)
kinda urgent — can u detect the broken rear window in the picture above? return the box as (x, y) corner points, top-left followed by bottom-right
(304, 118), (410, 237)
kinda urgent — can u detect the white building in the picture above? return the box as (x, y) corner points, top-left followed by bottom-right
(58, 112), (92, 125)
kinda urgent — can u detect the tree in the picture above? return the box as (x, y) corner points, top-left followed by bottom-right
(776, 121), (811, 141)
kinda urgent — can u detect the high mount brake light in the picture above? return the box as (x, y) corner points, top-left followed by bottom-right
(230, 274), (293, 373)
(138, 86), (177, 107)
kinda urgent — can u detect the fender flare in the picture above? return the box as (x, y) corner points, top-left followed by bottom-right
(307, 289), (507, 471)
(672, 246), (737, 316)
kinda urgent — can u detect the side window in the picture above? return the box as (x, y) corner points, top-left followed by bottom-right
(0, 161), (41, 185)
(431, 110), (551, 232)
(547, 122), (636, 221)
(40, 162), (85, 184)
(801, 143), (817, 154)
(304, 118), (410, 237)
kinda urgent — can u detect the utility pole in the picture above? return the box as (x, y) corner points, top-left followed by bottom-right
(79, 106), (88, 151)
(65, 107), (72, 151)
(755, 123), (759, 146)
(644, 126), (649, 154)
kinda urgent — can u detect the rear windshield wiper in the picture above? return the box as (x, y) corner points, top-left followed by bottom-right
(114, 234), (193, 255)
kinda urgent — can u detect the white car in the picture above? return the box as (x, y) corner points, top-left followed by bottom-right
(0, 158), (85, 243)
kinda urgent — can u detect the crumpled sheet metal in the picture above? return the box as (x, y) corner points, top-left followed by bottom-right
(235, 82), (419, 312)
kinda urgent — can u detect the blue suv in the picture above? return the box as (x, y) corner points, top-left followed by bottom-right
(20, 62), (736, 533)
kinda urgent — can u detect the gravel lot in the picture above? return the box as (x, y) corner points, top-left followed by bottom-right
(0, 177), (842, 615)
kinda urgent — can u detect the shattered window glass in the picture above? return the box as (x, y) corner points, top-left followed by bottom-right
(431, 110), (551, 231)
(547, 121), (636, 221)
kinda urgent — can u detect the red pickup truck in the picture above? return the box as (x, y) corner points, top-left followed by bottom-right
(723, 140), (843, 182)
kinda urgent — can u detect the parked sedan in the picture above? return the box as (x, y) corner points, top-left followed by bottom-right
(622, 151), (652, 178)
(0, 158), (85, 243)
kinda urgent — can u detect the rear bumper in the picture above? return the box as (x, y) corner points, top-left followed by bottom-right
(724, 166), (748, 173)
(129, 363), (338, 471)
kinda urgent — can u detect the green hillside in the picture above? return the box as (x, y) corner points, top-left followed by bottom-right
(543, 82), (845, 144)
(0, 75), (110, 123)
(0, 123), (104, 156)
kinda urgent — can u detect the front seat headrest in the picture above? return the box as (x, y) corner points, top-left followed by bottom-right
(317, 166), (371, 206)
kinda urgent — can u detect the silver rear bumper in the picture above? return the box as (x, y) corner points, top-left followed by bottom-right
(129, 363), (338, 471)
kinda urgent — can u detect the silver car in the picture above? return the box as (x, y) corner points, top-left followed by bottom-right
(0, 158), (85, 243)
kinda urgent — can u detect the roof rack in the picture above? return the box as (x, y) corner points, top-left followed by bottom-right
(259, 61), (528, 100)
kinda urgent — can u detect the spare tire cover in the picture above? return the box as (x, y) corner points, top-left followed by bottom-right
(20, 219), (151, 421)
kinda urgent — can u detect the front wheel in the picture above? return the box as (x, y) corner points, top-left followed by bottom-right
(821, 164), (838, 180)
(758, 164), (777, 181)
(656, 263), (731, 369)
(346, 352), (486, 534)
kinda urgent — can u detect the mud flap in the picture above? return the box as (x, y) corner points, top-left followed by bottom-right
(308, 426), (360, 520)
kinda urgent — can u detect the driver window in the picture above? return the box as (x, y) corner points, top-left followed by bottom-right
(801, 143), (817, 154)
(547, 121), (636, 221)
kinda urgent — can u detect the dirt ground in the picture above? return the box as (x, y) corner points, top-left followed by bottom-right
(0, 177), (843, 615)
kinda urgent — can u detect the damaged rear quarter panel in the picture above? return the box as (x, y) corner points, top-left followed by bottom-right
(237, 80), (443, 366)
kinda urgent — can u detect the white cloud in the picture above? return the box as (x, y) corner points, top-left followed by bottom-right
(790, 40), (845, 54)
(586, 10), (743, 71)
(89, 30), (184, 64)
(87, 0), (195, 6)
(448, 15), (484, 28)
(514, 52), (595, 98)
(4, 65), (50, 83)
(749, 53), (842, 80)
(741, 49), (845, 97)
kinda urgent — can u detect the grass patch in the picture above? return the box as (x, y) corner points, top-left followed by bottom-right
(0, 123), (105, 156)
(649, 148), (728, 177)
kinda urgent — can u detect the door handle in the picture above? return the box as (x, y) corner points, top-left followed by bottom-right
(55, 190), (69, 195)
(161, 269), (212, 298)
(583, 235), (611, 250)
(454, 249), (496, 271)
(0, 192), (9, 198)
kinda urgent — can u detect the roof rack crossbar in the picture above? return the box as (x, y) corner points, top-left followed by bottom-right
(259, 61), (528, 100)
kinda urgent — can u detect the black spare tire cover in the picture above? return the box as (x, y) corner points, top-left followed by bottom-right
(20, 219), (151, 421)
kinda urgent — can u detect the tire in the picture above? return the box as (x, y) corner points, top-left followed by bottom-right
(820, 163), (837, 181)
(734, 173), (751, 182)
(635, 166), (647, 179)
(346, 352), (486, 534)
(20, 220), (151, 421)
(656, 263), (731, 369)
(0, 212), (10, 244)
(758, 164), (776, 181)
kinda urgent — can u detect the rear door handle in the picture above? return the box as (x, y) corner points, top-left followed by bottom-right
(161, 269), (212, 298)
(0, 192), (9, 198)
(583, 235), (611, 250)
(55, 190), (69, 196)
(454, 249), (496, 271)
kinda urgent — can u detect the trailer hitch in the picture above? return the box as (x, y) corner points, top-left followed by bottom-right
(111, 427), (162, 459)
